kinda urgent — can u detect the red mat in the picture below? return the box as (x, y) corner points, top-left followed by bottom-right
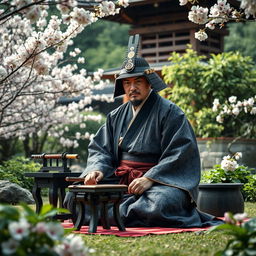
(62, 222), (211, 237)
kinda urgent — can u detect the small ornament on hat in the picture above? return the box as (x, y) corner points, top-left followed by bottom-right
(124, 35), (140, 73)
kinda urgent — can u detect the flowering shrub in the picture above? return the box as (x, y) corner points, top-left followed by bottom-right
(210, 212), (256, 256)
(0, 203), (93, 256)
(201, 152), (256, 201)
(179, 0), (256, 41)
(213, 95), (256, 138)
(162, 48), (256, 138)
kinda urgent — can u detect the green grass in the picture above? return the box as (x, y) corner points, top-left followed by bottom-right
(79, 202), (256, 256)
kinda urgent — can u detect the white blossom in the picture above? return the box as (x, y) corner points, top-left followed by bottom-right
(234, 152), (242, 160)
(233, 212), (248, 222)
(8, 218), (30, 240)
(188, 5), (209, 24)
(1, 239), (19, 255)
(250, 107), (256, 114)
(195, 30), (208, 41)
(240, 0), (256, 18)
(77, 57), (85, 63)
(216, 115), (224, 123)
(54, 234), (90, 256)
(212, 98), (220, 112)
(228, 96), (237, 103)
(45, 222), (64, 240)
(179, 0), (188, 6)
(232, 107), (240, 116)
(118, 0), (129, 7)
(221, 156), (238, 171)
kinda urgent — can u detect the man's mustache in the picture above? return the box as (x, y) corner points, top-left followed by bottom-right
(129, 90), (140, 97)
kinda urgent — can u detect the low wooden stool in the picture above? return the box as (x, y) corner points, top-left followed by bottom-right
(67, 179), (128, 233)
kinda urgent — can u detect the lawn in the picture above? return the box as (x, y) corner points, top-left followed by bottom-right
(76, 202), (256, 256)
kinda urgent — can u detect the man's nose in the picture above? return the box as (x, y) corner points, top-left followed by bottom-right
(130, 82), (137, 90)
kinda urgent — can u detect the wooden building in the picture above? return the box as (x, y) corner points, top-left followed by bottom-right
(78, 0), (240, 107)
(80, 0), (239, 64)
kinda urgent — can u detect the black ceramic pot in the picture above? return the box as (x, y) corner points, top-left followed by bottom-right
(197, 183), (244, 217)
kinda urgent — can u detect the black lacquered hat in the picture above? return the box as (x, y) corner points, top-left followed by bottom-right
(114, 34), (167, 98)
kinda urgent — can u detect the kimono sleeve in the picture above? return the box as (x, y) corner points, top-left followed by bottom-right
(81, 115), (116, 178)
(143, 103), (201, 201)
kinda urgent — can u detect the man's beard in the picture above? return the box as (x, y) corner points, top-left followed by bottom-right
(130, 99), (143, 107)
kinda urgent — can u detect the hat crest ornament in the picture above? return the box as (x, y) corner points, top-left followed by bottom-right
(123, 34), (139, 73)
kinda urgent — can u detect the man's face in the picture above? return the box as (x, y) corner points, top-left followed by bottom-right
(122, 76), (151, 107)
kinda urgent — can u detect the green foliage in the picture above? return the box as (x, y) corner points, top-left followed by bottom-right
(210, 213), (256, 256)
(195, 108), (224, 138)
(225, 22), (256, 63)
(201, 165), (251, 184)
(0, 203), (90, 256)
(243, 175), (256, 202)
(71, 20), (130, 72)
(0, 157), (40, 191)
(162, 47), (256, 138)
(201, 166), (256, 202)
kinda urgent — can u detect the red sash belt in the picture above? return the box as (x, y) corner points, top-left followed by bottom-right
(115, 160), (156, 185)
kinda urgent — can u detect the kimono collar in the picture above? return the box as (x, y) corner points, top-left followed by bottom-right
(131, 89), (153, 117)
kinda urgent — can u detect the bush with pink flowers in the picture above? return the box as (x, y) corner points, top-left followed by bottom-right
(0, 203), (93, 256)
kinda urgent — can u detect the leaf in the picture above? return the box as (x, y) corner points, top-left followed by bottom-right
(243, 218), (256, 232)
(209, 223), (247, 236)
(245, 249), (256, 256)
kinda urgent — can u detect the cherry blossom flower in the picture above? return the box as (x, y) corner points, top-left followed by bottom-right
(54, 234), (92, 256)
(181, 0), (256, 41)
(45, 222), (64, 240)
(188, 6), (209, 24)
(195, 30), (208, 41)
(8, 218), (30, 241)
(118, 0), (130, 8)
(224, 212), (236, 224)
(1, 239), (19, 255)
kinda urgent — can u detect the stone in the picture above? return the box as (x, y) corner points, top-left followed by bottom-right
(0, 180), (34, 204)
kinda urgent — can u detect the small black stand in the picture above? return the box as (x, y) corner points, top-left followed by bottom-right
(67, 184), (128, 233)
(25, 153), (81, 218)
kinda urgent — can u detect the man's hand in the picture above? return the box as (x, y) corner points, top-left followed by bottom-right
(84, 171), (103, 185)
(128, 177), (154, 195)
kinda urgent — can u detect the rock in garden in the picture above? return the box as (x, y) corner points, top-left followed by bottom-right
(0, 180), (34, 204)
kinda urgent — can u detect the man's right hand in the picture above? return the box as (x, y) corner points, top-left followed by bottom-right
(84, 171), (103, 185)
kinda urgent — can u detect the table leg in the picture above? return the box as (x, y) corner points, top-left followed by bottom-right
(58, 188), (66, 208)
(49, 185), (58, 208)
(113, 195), (126, 231)
(101, 202), (110, 230)
(32, 185), (43, 214)
(88, 195), (99, 233)
(74, 201), (85, 231)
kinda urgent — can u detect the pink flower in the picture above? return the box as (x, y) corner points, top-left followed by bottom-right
(8, 218), (30, 240)
(224, 212), (236, 224)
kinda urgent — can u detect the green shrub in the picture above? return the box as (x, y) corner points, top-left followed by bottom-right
(201, 167), (256, 202)
(161, 47), (256, 138)
(0, 157), (40, 191)
(243, 175), (256, 202)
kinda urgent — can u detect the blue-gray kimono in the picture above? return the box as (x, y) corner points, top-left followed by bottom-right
(66, 91), (221, 227)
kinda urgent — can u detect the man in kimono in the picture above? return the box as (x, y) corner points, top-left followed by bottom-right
(64, 35), (221, 227)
